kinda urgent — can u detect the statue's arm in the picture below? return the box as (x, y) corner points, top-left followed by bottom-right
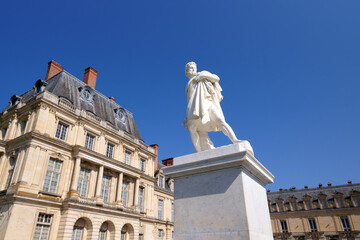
(197, 71), (220, 83)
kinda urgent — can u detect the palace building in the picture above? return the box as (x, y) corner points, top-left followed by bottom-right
(268, 181), (360, 240)
(0, 61), (174, 240)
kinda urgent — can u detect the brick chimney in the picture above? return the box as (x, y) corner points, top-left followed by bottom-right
(162, 157), (174, 166)
(45, 60), (63, 80)
(150, 144), (159, 171)
(83, 67), (98, 89)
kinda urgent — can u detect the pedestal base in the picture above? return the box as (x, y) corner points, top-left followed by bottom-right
(163, 143), (274, 240)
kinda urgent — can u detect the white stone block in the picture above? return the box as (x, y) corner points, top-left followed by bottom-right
(163, 143), (274, 240)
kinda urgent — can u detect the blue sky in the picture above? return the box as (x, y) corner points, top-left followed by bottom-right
(0, 1), (359, 191)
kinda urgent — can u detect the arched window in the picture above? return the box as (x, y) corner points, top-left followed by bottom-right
(72, 218), (92, 240)
(72, 219), (85, 240)
(98, 221), (115, 240)
(120, 224), (134, 240)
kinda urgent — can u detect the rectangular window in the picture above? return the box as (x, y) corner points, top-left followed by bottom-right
(55, 122), (68, 140)
(72, 228), (82, 240)
(140, 159), (146, 172)
(20, 120), (27, 134)
(172, 203), (175, 222)
(121, 182), (129, 206)
(159, 175), (164, 188)
(138, 187), (144, 212)
(101, 175), (111, 202)
(124, 151), (131, 165)
(85, 134), (95, 150)
(43, 158), (62, 193)
(158, 229), (163, 240)
(139, 234), (144, 240)
(1, 128), (7, 139)
(308, 218), (317, 232)
(77, 167), (90, 197)
(106, 143), (114, 158)
(121, 232), (125, 240)
(5, 157), (17, 189)
(158, 199), (163, 220)
(98, 230), (106, 240)
(280, 220), (288, 233)
(33, 213), (52, 240)
(341, 217), (351, 231)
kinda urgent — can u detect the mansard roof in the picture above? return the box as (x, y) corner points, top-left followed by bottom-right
(267, 183), (360, 203)
(2, 70), (142, 140)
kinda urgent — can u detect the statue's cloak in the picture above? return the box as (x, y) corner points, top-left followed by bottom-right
(184, 71), (225, 132)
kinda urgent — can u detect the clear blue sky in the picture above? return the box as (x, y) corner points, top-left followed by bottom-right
(1, 1), (359, 192)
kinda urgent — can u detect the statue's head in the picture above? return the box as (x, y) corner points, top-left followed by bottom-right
(185, 62), (197, 78)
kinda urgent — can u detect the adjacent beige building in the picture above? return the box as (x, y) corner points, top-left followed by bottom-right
(268, 182), (360, 240)
(0, 61), (174, 240)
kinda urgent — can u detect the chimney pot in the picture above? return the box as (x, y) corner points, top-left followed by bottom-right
(162, 158), (174, 166)
(328, 182), (332, 187)
(267, 189), (271, 193)
(84, 67), (98, 89)
(279, 188), (283, 191)
(304, 185), (308, 189)
(109, 96), (116, 102)
(292, 186), (296, 190)
(45, 60), (63, 80)
(348, 180), (352, 184)
(319, 183), (323, 188)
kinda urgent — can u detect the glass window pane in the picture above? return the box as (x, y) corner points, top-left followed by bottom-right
(158, 200), (163, 220)
(121, 182), (129, 206)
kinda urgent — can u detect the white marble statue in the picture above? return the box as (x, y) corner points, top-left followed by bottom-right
(183, 62), (254, 154)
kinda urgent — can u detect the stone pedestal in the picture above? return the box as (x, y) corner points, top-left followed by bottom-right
(163, 143), (274, 240)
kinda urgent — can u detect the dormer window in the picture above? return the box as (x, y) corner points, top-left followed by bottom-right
(9, 95), (21, 106)
(34, 79), (48, 93)
(114, 108), (127, 123)
(159, 175), (164, 188)
(79, 86), (95, 104)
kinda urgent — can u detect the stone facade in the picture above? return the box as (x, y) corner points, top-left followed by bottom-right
(268, 182), (360, 240)
(0, 61), (174, 240)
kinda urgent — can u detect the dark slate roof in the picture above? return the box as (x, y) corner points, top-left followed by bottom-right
(155, 162), (173, 193)
(268, 183), (360, 203)
(2, 71), (142, 140)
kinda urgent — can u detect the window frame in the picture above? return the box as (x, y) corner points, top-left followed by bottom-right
(5, 157), (17, 189)
(55, 122), (68, 140)
(20, 119), (27, 134)
(32, 213), (53, 240)
(42, 158), (62, 194)
(140, 159), (146, 172)
(106, 142), (114, 158)
(77, 167), (91, 198)
(308, 218), (317, 232)
(121, 181), (129, 206)
(124, 151), (131, 165)
(158, 229), (163, 240)
(280, 220), (288, 233)
(158, 199), (164, 220)
(158, 175), (164, 188)
(85, 134), (95, 150)
(100, 175), (111, 202)
(341, 216), (351, 231)
(72, 227), (83, 240)
(138, 187), (144, 212)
